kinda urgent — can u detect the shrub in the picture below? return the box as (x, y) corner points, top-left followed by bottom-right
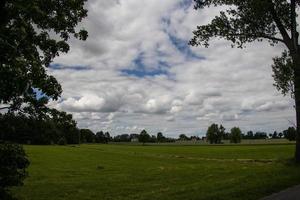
(0, 143), (29, 199)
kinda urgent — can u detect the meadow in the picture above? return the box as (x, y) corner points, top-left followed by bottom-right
(13, 143), (300, 200)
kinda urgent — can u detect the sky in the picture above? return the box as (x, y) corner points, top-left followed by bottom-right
(48, 0), (295, 137)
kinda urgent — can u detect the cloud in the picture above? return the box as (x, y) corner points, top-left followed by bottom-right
(48, 0), (295, 136)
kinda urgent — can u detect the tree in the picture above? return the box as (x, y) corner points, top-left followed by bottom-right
(0, 0), (88, 112)
(179, 134), (189, 141)
(272, 131), (279, 139)
(80, 129), (95, 143)
(0, 143), (29, 199)
(190, 0), (300, 161)
(219, 125), (225, 142)
(254, 132), (268, 139)
(230, 127), (242, 143)
(95, 131), (105, 143)
(283, 127), (297, 141)
(50, 109), (80, 144)
(104, 132), (111, 143)
(157, 132), (165, 143)
(138, 130), (150, 145)
(0, 110), (80, 145)
(206, 123), (224, 144)
(0, 2), (89, 197)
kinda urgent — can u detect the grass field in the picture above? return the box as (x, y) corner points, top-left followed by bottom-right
(13, 143), (300, 200)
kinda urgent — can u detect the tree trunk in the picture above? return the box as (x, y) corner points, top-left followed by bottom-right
(293, 55), (300, 162)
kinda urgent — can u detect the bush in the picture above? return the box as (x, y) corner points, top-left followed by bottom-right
(0, 143), (29, 199)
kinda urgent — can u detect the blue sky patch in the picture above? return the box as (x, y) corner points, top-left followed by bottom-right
(167, 33), (203, 60)
(179, 0), (193, 10)
(121, 53), (170, 78)
(33, 88), (49, 100)
(121, 68), (168, 78)
(49, 63), (91, 71)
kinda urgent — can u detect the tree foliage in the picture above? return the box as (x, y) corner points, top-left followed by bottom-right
(157, 132), (165, 143)
(139, 130), (150, 144)
(190, 0), (291, 48)
(230, 127), (242, 143)
(80, 129), (95, 143)
(0, 111), (80, 145)
(179, 134), (189, 141)
(206, 123), (224, 144)
(0, 143), (29, 199)
(0, 0), (88, 111)
(95, 131), (111, 143)
(283, 126), (297, 141)
(272, 50), (295, 97)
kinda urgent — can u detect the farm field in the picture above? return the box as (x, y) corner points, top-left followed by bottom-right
(13, 143), (300, 200)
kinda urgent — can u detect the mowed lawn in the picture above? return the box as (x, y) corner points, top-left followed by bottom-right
(13, 144), (300, 200)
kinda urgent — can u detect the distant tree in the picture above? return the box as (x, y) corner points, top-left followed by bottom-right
(222, 132), (230, 140)
(272, 131), (279, 139)
(157, 132), (165, 143)
(230, 127), (242, 143)
(243, 131), (254, 139)
(190, 136), (200, 141)
(0, 143), (30, 199)
(121, 134), (130, 142)
(219, 125), (225, 142)
(104, 132), (111, 143)
(206, 124), (218, 144)
(95, 131), (105, 143)
(283, 127), (297, 141)
(149, 135), (157, 143)
(254, 132), (268, 139)
(164, 137), (176, 143)
(178, 134), (189, 141)
(279, 132), (283, 138)
(206, 124), (224, 144)
(80, 129), (95, 143)
(139, 130), (150, 145)
(269, 133), (273, 138)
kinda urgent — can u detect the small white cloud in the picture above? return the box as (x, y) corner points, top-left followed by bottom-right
(166, 116), (175, 121)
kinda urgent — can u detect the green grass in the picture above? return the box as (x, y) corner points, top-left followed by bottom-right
(13, 143), (300, 200)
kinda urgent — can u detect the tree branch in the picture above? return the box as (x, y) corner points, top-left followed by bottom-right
(252, 34), (285, 43)
(200, 32), (285, 43)
(0, 106), (10, 110)
(268, 1), (292, 49)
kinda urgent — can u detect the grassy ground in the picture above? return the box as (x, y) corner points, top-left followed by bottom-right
(13, 143), (300, 200)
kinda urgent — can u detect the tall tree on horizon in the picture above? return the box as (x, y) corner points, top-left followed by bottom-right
(190, 0), (300, 162)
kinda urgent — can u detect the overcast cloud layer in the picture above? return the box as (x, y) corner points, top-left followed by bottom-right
(49, 0), (295, 137)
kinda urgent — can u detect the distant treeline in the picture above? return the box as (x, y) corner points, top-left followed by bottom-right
(0, 114), (296, 145)
(0, 113), (175, 145)
(204, 123), (296, 144)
